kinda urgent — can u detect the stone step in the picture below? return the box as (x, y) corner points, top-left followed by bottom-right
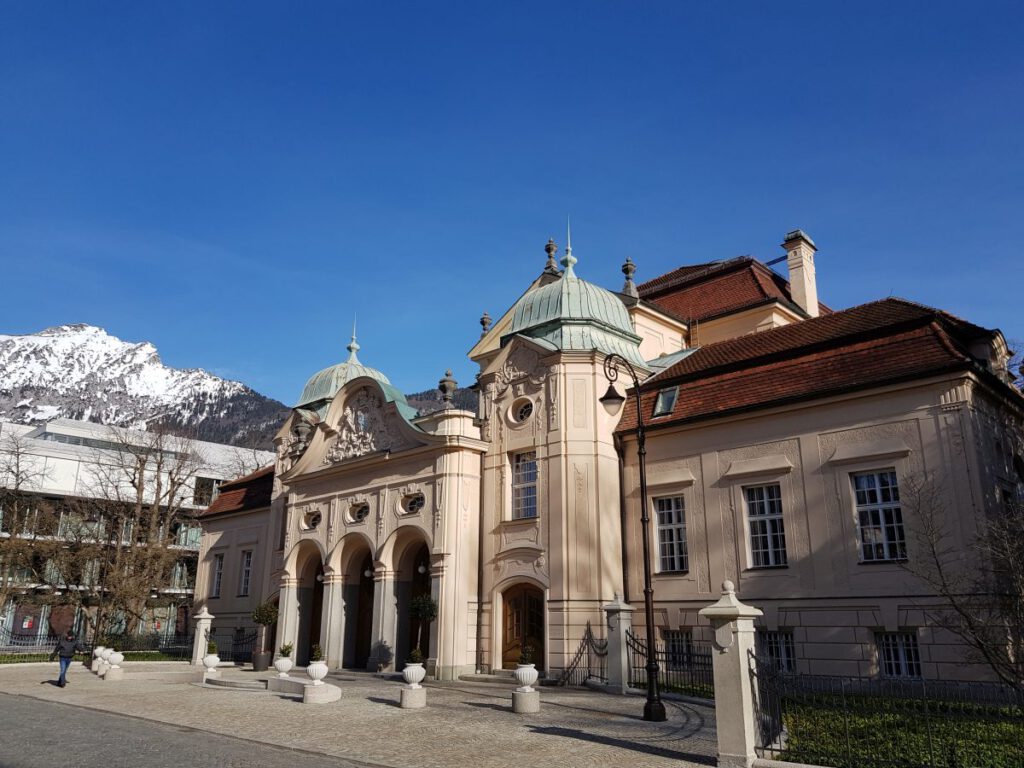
(205, 677), (268, 691)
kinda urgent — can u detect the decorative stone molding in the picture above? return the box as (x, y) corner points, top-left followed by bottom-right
(493, 347), (546, 397)
(324, 387), (413, 463)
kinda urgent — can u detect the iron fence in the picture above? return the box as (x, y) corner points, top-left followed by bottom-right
(626, 628), (714, 699)
(0, 624), (60, 663)
(752, 655), (1024, 768)
(93, 631), (194, 661)
(558, 622), (608, 686)
(206, 628), (257, 665)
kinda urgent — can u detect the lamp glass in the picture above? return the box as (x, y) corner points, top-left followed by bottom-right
(599, 383), (626, 416)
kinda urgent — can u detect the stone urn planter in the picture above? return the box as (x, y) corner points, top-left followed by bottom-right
(273, 655), (293, 677)
(306, 660), (329, 685)
(203, 652), (220, 673)
(514, 663), (539, 692)
(402, 662), (426, 689)
(99, 647), (114, 676)
(108, 651), (124, 668)
(92, 646), (106, 673)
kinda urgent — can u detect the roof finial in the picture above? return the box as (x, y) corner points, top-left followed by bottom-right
(622, 256), (638, 298)
(346, 315), (361, 362)
(561, 216), (577, 275)
(543, 238), (560, 275)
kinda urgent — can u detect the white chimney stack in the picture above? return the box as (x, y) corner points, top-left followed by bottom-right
(783, 229), (819, 318)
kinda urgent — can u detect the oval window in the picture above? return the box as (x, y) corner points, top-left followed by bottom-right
(301, 510), (322, 531)
(403, 493), (426, 515)
(512, 398), (533, 424)
(348, 503), (370, 524)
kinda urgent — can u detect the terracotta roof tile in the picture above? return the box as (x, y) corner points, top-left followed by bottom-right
(200, 464), (274, 518)
(616, 298), (999, 432)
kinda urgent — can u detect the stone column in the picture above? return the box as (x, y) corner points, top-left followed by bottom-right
(603, 595), (634, 695)
(276, 578), (299, 657)
(698, 581), (763, 768)
(191, 607), (214, 666)
(321, 573), (346, 670)
(367, 566), (397, 672)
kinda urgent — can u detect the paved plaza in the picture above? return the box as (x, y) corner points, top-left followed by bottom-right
(0, 663), (717, 768)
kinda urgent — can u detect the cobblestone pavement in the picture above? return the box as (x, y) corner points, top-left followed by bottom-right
(0, 662), (717, 768)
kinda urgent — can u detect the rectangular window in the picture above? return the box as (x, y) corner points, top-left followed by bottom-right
(664, 629), (694, 669)
(238, 550), (253, 597)
(511, 452), (538, 520)
(877, 631), (921, 678)
(211, 553), (224, 598)
(758, 630), (796, 672)
(853, 470), (906, 562)
(653, 387), (678, 417)
(746, 484), (787, 567)
(655, 496), (688, 572)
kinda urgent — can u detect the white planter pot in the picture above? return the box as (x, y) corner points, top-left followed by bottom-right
(402, 662), (426, 689)
(514, 663), (539, 692)
(273, 656), (293, 677)
(92, 646), (106, 673)
(203, 653), (220, 673)
(99, 648), (114, 676)
(108, 652), (124, 668)
(306, 660), (329, 685)
(100, 648), (114, 663)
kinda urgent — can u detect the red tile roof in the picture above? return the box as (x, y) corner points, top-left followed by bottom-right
(616, 298), (1008, 432)
(637, 256), (829, 322)
(200, 464), (274, 518)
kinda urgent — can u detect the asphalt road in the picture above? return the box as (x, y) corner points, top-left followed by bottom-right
(0, 692), (386, 768)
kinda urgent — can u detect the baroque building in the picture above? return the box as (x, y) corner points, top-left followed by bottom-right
(195, 231), (1024, 682)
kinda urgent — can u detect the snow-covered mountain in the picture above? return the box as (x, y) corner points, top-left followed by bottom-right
(0, 324), (289, 449)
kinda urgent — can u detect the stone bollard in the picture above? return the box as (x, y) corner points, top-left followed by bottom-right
(603, 595), (635, 695)
(400, 663), (427, 709)
(191, 607), (214, 667)
(104, 651), (125, 681)
(511, 664), (540, 714)
(699, 581), (763, 768)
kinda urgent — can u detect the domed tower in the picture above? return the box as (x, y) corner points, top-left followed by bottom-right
(472, 238), (648, 675)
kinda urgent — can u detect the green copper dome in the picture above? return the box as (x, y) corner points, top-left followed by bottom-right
(505, 245), (646, 366)
(295, 333), (392, 411)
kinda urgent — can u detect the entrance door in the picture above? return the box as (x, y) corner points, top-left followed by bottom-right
(353, 554), (374, 669)
(502, 584), (544, 670)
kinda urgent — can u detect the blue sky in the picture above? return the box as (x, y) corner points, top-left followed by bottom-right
(2, 2), (1022, 404)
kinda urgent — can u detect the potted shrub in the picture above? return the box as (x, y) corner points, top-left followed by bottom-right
(274, 642), (293, 677)
(306, 643), (328, 685)
(403, 594), (437, 686)
(513, 641), (539, 692)
(203, 640), (220, 674)
(251, 600), (278, 672)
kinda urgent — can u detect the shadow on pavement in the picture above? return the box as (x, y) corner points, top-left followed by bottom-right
(526, 725), (716, 765)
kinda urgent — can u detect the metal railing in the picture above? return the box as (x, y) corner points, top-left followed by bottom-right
(207, 628), (258, 665)
(626, 628), (714, 699)
(558, 622), (608, 686)
(0, 625), (60, 663)
(752, 655), (1024, 768)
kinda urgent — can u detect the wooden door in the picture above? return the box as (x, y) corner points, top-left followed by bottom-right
(501, 585), (544, 669)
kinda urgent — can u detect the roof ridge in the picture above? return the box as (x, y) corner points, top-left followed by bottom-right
(637, 256), (754, 295)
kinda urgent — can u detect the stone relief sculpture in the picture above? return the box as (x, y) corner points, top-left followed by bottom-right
(324, 387), (411, 463)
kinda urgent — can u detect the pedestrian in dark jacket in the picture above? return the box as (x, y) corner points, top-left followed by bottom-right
(49, 629), (84, 687)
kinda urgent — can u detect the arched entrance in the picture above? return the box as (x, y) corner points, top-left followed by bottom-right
(502, 584), (544, 670)
(341, 545), (375, 670)
(396, 542), (431, 666)
(295, 550), (324, 666)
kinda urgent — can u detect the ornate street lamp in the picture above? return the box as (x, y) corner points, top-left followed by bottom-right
(600, 352), (667, 723)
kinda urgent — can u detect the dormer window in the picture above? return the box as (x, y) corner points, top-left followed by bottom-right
(653, 387), (678, 417)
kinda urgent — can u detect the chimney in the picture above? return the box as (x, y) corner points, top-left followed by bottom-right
(782, 229), (819, 318)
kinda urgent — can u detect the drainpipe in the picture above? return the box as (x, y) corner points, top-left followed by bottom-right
(475, 451), (486, 674)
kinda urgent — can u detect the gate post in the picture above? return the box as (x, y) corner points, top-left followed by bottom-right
(699, 581), (763, 768)
(191, 607), (214, 666)
(603, 595), (634, 695)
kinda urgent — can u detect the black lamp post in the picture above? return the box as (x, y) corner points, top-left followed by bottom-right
(600, 352), (667, 723)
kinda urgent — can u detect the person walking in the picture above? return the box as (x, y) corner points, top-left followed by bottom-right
(49, 628), (84, 687)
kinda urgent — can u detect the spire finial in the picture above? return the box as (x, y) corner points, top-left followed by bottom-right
(346, 316), (360, 362)
(561, 216), (577, 275)
(438, 369), (457, 409)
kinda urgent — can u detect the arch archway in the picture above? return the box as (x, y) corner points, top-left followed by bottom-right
(292, 541), (325, 666)
(501, 583), (545, 670)
(396, 541), (432, 666)
(338, 537), (375, 670)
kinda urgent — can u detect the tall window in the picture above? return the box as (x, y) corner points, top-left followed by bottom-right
(193, 477), (218, 506)
(238, 550), (253, 597)
(877, 631), (921, 678)
(852, 470), (906, 562)
(211, 553), (224, 598)
(511, 451), (538, 520)
(655, 496), (688, 572)
(757, 630), (796, 672)
(746, 484), (787, 567)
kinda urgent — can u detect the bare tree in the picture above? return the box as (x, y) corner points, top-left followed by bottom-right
(903, 472), (1024, 688)
(43, 425), (205, 639)
(0, 427), (60, 627)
